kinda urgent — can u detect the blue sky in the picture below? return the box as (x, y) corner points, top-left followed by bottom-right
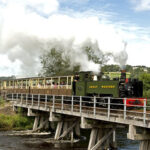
(0, 0), (150, 76)
(59, 0), (150, 26)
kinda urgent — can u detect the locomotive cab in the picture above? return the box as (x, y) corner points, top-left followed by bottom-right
(78, 71), (93, 81)
(73, 71), (92, 96)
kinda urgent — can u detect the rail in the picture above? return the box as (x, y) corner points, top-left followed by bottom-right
(7, 93), (150, 128)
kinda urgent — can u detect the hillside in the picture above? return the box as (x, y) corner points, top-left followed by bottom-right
(102, 65), (150, 78)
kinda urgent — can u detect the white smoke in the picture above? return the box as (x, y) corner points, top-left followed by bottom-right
(113, 41), (128, 69)
(0, 0), (128, 76)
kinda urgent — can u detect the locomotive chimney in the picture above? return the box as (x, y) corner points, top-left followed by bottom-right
(120, 70), (126, 82)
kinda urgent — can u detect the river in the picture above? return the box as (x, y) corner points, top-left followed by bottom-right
(0, 128), (139, 150)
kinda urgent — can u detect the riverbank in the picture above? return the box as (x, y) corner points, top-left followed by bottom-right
(0, 98), (33, 131)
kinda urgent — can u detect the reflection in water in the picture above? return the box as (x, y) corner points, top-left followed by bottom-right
(0, 128), (139, 150)
(116, 128), (139, 150)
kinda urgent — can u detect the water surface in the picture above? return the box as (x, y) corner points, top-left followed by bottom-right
(0, 128), (139, 150)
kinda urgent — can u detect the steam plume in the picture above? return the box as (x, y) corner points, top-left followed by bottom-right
(0, 0), (128, 76)
(113, 41), (128, 69)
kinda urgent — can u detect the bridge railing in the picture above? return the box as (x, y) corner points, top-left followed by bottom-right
(7, 93), (149, 127)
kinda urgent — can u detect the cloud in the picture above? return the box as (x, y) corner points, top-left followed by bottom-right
(28, 0), (59, 15)
(0, 55), (21, 76)
(0, 0), (150, 76)
(0, 0), (126, 76)
(130, 0), (150, 11)
(59, 0), (90, 5)
(0, 0), (59, 15)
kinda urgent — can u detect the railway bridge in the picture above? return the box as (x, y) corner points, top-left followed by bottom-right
(7, 93), (150, 150)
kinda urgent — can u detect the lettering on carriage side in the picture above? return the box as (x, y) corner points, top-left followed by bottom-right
(101, 85), (115, 88)
(89, 85), (98, 88)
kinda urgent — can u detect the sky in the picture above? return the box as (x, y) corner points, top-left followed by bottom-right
(0, 0), (150, 77)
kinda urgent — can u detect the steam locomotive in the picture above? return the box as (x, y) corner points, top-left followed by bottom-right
(0, 70), (145, 107)
(73, 70), (144, 107)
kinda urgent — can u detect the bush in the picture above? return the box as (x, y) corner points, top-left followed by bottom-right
(143, 90), (150, 99)
(139, 73), (150, 98)
(0, 114), (33, 130)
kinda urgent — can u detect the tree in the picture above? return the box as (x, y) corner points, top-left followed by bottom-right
(84, 47), (110, 65)
(39, 48), (80, 76)
(139, 73), (150, 98)
(39, 46), (110, 77)
(101, 65), (120, 72)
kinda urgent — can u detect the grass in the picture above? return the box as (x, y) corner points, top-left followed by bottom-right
(0, 96), (5, 107)
(0, 98), (34, 131)
(0, 113), (33, 131)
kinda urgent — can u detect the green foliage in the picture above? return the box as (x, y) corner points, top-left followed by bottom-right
(143, 90), (150, 99)
(0, 114), (33, 130)
(0, 76), (16, 80)
(125, 65), (150, 78)
(102, 64), (150, 78)
(0, 97), (5, 107)
(102, 65), (120, 72)
(39, 48), (80, 76)
(139, 73), (150, 98)
(104, 72), (131, 79)
(84, 47), (110, 65)
(147, 99), (150, 107)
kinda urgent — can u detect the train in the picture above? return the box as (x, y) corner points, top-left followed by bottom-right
(0, 70), (145, 107)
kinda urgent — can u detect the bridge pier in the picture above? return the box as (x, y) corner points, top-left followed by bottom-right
(54, 120), (80, 141)
(88, 128), (116, 150)
(50, 111), (80, 141)
(33, 116), (39, 131)
(139, 140), (150, 150)
(81, 117), (117, 150)
(128, 125), (150, 150)
(28, 108), (49, 132)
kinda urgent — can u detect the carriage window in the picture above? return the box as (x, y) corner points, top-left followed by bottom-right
(23, 80), (26, 86)
(10, 81), (13, 86)
(39, 79), (43, 85)
(26, 80), (29, 86)
(33, 80), (36, 86)
(6, 81), (9, 86)
(46, 79), (52, 85)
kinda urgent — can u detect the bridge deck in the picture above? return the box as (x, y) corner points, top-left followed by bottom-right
(8, 93), (150, 128)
